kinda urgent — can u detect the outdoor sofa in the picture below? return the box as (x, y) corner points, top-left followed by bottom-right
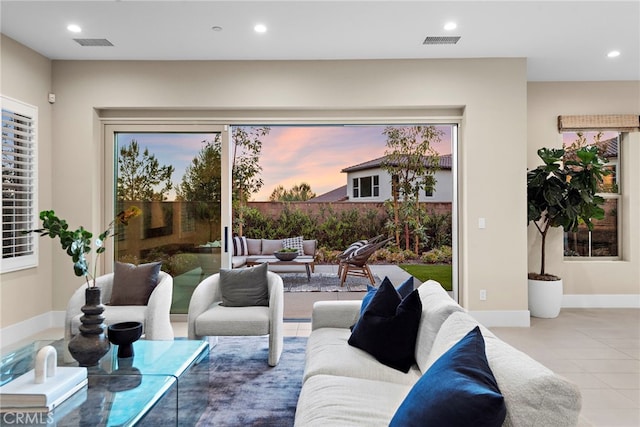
(294, 280), (582, 426)
(231, 237), (317, 272)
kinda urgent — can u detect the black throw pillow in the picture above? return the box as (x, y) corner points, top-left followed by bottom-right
(348, 279), (422, 372)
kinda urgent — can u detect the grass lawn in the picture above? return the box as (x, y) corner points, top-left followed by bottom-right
(398, 264), (452, 291)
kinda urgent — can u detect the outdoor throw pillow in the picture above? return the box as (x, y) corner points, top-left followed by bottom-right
(219, 263), (269, 307)
(348, 279), (422, 372)
(359, 276), (414, 315)
(282, 236), (304, 256)
(232, 236), (248, 256)
(109, 261), (162, 306)
(389, 326), (506, 427)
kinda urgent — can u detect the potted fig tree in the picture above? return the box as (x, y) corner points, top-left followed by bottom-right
(527, 143), (609, 318)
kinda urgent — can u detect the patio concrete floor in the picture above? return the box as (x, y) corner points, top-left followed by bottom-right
(284, 264), (415, 319)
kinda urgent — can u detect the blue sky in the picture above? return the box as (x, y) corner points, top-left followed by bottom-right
(117, 125), (453, 201)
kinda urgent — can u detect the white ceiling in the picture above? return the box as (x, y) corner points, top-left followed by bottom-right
(1, 0), (639, 81)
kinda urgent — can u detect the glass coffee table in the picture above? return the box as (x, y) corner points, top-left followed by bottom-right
(0, 339), (209, 426)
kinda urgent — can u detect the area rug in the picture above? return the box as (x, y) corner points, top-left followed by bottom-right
(280, 272), (381, 292)
(196, 336), (307, 427)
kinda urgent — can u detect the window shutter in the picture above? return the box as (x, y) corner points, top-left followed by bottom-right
(558, 114), (640, 132)
(1, 96), (38, 273)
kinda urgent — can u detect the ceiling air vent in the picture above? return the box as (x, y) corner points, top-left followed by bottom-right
(73, 38), (114, 47)
(423, 36), (461, 45)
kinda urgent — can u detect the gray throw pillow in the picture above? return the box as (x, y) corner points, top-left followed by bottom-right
(219, 263), (269, 307)
(109, 261), (162, 306)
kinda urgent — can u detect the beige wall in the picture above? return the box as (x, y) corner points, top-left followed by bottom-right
(48, 58), (528, 316)
(15, 34), (637, 329)
(0, 35), (53, 327)
(527, 82), (640, 296)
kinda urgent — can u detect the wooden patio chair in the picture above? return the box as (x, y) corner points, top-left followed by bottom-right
(339, 237), (393, 288)
(336, 235), (385, 278)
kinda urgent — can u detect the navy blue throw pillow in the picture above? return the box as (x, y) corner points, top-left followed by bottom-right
(359, 276), (414, 316)
(348, 280), (422, 373)
(389, 326), (506, 427)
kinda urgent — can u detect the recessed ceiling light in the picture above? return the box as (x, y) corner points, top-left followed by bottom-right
(211, 26), (223, 32)
(607, 50), (621, 58)
(444, 22), (457, 31)
(67, 24), (82, 33)
(254, 24), (267, 33)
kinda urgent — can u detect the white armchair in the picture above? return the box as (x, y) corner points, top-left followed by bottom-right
(64, 271), (174, 362)
(187, 271), (284, 366)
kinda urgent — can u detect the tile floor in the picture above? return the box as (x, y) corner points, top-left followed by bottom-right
(4, 310), (638, 426)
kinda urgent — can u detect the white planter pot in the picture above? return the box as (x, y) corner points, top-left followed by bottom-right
(528, 278), (563, 318)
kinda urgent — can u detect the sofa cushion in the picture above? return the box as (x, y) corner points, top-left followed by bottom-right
(261, 239), (283, 255)
(349, 280), (422, 372)
(246, 238), (262, 255)
(414, 280), (466, 372)
(304, 327), (422, 385)
(232, 236), (248, 256)
(231, 256), (247, 268)
(194, 303), (270, 336)
(302, 239), (317, 256)
(294, 374), (412, 427)
(390, 326), (506, 427)
(219, 263), (269, 307)
(282, 236), (304, 255)
(427, 312), (582, 427)
(109, 261), (161, 306)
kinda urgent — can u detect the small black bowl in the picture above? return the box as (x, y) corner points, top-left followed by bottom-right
(274, 251), (298, 261)
(108, 321), (143, 358)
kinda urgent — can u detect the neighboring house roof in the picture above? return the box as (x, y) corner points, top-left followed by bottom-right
(306, 185), (348, 203)
(602, 136), (618, 159)
(341, 154), (452, 173)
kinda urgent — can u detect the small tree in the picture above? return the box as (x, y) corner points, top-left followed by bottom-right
(527, 145), (610, 280)
(269, 182), (316, 201)
(176, 139), (222, 240)
(117, 140), (175, 201)
(232, 126), (270, 235)
(381, 126), (442, 250)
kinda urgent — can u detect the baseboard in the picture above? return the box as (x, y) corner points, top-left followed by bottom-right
(0, 311), (65, 348)
(467, 310), (531, 327)
(563, 294), (640, 308)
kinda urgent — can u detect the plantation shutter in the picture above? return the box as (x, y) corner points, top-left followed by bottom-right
(1, 96), (38, 273)
(557, 114), (640, 132)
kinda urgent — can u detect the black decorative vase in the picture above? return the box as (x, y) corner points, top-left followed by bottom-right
(68, 287), (111, 367)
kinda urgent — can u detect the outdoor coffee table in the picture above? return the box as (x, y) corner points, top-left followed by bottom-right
(250, 258), (313, 281)
(0, 339), (209, 426)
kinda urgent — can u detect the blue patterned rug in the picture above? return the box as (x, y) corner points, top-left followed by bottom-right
(196, 336), (307, 426)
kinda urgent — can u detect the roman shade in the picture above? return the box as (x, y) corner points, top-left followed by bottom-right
(557, 114), (640, 132)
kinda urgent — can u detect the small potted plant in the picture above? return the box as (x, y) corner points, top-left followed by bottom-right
(527, 142), (609, 317)
(274, 247), (299, 261)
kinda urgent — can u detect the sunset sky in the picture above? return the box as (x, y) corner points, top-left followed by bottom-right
(117, 125), (453, 201)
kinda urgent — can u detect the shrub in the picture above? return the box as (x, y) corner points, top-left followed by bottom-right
(421, 245), (453, 264)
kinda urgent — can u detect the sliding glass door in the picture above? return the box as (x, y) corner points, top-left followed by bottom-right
(105, 124), (229, 314)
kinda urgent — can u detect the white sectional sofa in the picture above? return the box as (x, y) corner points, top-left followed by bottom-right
(232, 237), (317, 270)
(294, 280), (582, 427)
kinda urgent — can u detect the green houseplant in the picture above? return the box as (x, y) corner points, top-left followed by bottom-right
(27, 207), (141, 287)
(527, 144), (609, 317)
(26, 207), (142, 366)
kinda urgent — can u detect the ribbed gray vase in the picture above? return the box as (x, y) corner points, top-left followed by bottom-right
(68, 287), (111, 367)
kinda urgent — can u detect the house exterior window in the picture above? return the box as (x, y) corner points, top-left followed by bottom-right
(1, 97), (38, 273)
(563, 132), (621, 258)
(353, 175), (379, 199)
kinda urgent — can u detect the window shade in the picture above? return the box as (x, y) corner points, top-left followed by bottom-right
(1, 96), (38, 273)
(558, 114), (640, 132)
